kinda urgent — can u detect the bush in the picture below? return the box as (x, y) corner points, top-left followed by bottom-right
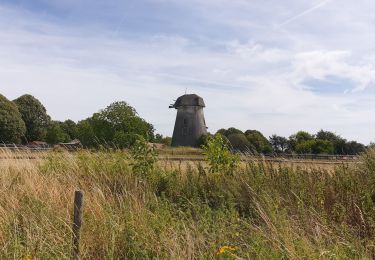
(130, 137), (157, 176)
(202, 134), (240, 175)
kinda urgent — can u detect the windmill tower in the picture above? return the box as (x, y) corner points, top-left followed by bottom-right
(169, 94), (207, 147)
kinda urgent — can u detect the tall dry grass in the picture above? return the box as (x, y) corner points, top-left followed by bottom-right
(0, 148), (373, 259)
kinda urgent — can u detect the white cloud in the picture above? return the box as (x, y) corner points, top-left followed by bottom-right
(1, 2), (375, 144)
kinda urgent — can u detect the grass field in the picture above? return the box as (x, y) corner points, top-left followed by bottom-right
(0, 148), (374, 259)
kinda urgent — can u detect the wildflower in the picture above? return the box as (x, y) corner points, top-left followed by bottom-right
(22, 255), (31, 260)
(216, 246), (236, 256)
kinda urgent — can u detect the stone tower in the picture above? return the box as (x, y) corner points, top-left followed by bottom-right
(169, 94), (207, 147)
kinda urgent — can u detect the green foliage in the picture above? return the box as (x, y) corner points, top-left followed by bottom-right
(269, 134), (288, 153)
(344, 141), (366, 155)
(295, 139), (334, 154)
(245, 130), (272, 154)
(77, 101), (155, 148)
(45, 121), (69, 144)
(316, 130), (347, 154)
(216, 127), (243, 137)
(130, 137), (157, 176)
(59, 120), (77, 141)
(0, 94), (26, 143)
(154, 134), (172, 146)
(227, 133), (250, 152)
(289, 131), (314, 151)
(13, 94), (51, 142)
(312, 139), (334, 154)
(75, 120), (97, 147)
(197, 133), (210, 147)
(203, 134), (240, 175)
(217, 128), (272, 154)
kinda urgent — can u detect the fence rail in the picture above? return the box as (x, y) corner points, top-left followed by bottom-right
(0, 144), (360, 161)
(0, 144), (52, 151)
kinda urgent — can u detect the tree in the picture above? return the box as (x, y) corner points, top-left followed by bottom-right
(295, 139), (334, 154)
(45, 121), (69, 144)
(245, 130), (272, 154)
(216, 127), (243, 137)
(59, 120), (77, 141)
(154, 133), (173, 146)
(311, 139), (334, 154)
(95, 101), (154, 140)
(289, 131), (314, 151)
(0, 94), (26, 143)
(295, 140), (315, 154)
(161, 137), (172, 146)
(316, 130), (346, 154)
(227, 133), (250, 152)
(269, 135), (288, 153)
(344, 141), (365, 155)
(13, 94), (51, 142)
(76, 101), (154, 148)
(76, 119), (97, 147)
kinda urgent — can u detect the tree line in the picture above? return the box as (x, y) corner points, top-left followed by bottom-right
(0, 93), (368, 154)
(0, 94), (157, 147)
(214, 128), (367, 155)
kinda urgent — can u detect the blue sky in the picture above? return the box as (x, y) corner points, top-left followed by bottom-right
(1, 0), (375, 143)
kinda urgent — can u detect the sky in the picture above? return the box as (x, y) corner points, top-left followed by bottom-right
(1, 0), (375, 143)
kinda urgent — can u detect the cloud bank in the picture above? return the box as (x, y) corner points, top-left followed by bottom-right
(1, 0), (375, 143)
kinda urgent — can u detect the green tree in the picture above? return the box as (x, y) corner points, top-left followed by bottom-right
(45, 121), (69, 144)
(95, 101), (154, 140)
(316, 130), (346, 154)
(269, 134), (288, 153)
(76, 120), (97, 147)
(295, 140), (315, 154)
(295, 139), (334, 154)
(59, 120), (77, 141)
(216, 127), (243, 137)
(76, 101), (154, 148)
(344, 141), (365, 155)
(245, 130), (272, 154)
(289, 131), (314, 152)
(0, 94), (26, 143)
(227, 133), (250, 152)
(311, 139), (334, 154)
(161, 137), (172, 146)
(154, 134), (173, 146)
(13, 94), (51, 142)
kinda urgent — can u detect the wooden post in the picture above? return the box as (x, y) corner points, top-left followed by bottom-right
(72, 191), (84, 260)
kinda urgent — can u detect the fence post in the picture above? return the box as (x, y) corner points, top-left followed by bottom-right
(72, 190), (84, 260)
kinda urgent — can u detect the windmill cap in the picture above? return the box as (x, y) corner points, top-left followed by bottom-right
(172, 94), (205, 108)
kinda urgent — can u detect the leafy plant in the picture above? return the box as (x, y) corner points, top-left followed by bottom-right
(130, 137), (157, 176)
(202, 134), (240, 175)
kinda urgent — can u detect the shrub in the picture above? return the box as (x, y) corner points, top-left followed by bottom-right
(202, 134), (240, 175)
(130, 137), (157, 176)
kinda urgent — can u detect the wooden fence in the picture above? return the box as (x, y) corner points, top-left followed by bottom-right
(0, 144), (359, 162)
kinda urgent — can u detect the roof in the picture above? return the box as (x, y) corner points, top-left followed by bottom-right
(170, 94), (205, 108)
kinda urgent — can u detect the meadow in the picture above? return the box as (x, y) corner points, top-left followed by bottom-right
(0, 147), (373, 259)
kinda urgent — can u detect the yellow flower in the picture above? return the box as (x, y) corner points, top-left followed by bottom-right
(22, 255), (31, 260)
(216, 246), (236, 256)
